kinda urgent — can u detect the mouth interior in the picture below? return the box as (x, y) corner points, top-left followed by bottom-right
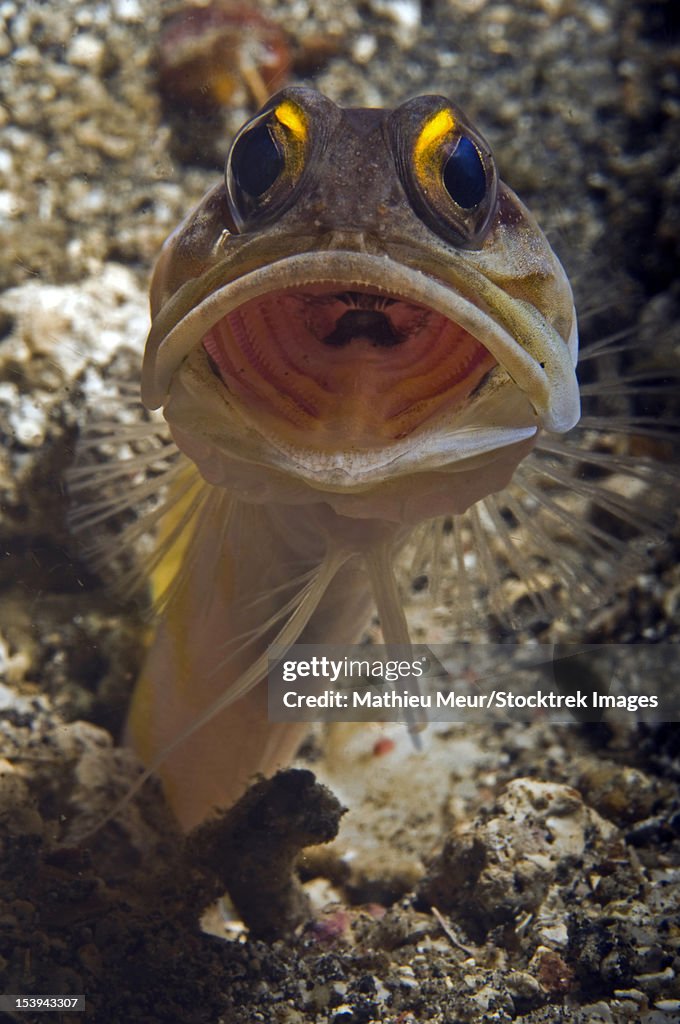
(202, 284), (497, 446)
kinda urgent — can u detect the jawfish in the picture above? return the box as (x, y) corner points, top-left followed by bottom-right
(122, 87), (581, 830)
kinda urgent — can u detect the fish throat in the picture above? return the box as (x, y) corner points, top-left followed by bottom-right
(321, 294), (402, 348)
(202, 283), (497, 446)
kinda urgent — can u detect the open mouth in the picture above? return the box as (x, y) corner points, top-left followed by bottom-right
(143, 250), (579, 446)
(202, 284), (497, 446)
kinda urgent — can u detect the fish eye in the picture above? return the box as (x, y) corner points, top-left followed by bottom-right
(225, 96), (311, 230)
(442, 136), (487, 210)
(230, 122), (284, 199)
(389, 96), (498, 248)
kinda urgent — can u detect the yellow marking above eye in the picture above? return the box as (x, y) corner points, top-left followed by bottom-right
(414, 108), (456, 173)
(274, 99), (308, 143)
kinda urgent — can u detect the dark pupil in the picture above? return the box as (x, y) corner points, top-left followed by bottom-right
(442, 136), (486, 209)
(231, 121), (283, 198)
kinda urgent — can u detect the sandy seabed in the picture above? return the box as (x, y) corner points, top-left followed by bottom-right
(0, 0), (679, 1021)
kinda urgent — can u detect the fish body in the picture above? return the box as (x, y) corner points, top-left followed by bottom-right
(126, 87), (579, 828)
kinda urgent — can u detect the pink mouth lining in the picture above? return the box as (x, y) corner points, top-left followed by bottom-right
(202, 284), (497, 446)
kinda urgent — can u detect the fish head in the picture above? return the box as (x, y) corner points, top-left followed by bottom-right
(143, 87), (579, 524)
